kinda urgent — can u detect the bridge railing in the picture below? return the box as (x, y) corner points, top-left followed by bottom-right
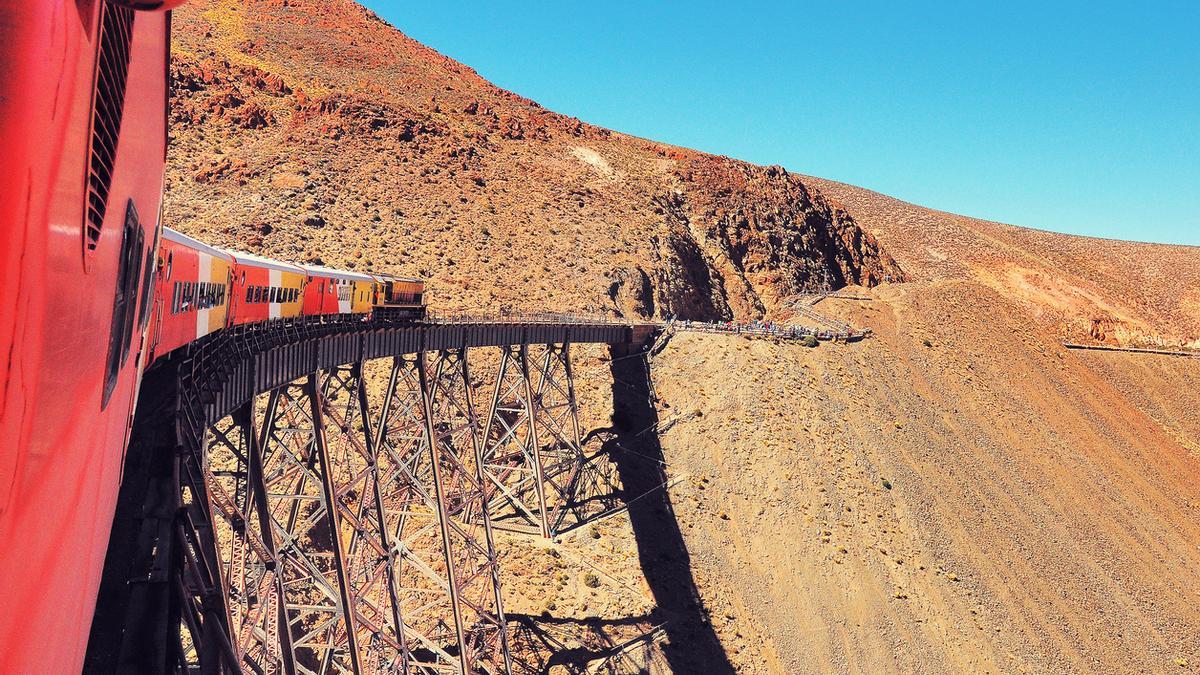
(423, 309), (647, 326)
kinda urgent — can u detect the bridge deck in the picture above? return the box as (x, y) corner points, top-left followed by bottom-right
(169, 316), (659, 426)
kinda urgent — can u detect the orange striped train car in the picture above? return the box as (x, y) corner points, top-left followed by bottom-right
(229, 250), (307, 325)
(149, 227), (233, 360)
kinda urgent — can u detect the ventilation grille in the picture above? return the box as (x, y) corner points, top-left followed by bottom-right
(85, 2), (135, 253)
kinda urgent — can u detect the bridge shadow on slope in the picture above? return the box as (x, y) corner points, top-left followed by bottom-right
(601, 345), (736, 673)
(508, 612), (667, 674)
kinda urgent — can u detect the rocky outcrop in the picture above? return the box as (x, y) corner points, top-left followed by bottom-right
(647, 157), (905, 319)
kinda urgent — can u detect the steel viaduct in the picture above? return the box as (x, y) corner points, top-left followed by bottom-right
(85, 314), (660, 674)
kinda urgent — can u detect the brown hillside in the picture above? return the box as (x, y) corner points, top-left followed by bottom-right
(166, 0), (901, 321)
(805, 177), (1200, 349)
(166, 1), (1200, 673)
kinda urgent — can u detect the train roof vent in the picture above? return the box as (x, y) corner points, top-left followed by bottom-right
(85, 2), (136, 257)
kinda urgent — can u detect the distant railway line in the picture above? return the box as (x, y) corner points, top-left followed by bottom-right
(1063, 343), (1200, 358)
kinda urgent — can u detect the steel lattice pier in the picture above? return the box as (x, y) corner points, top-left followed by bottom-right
(91, 318), (655, 674)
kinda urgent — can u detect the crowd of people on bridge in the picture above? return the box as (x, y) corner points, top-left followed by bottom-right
(674, 318), (849, 341)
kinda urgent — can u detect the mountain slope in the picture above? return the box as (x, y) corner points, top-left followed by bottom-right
(166, 0), (901, 321)
(806, 177), (1200, 348)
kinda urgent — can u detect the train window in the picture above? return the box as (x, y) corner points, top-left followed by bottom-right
(103, 201), (144, 408)
(165, 252), (173, 279)
(270, 287), (278, 303)
(246, 286), (254, 303)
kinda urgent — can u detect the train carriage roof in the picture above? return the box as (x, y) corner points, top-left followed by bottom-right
(162, 227), (233, 262)
(226, 250), (307, 275)
(302, 264), (376, 283)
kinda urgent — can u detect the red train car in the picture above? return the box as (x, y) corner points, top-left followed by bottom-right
(228, 250), (307, 325)
(0, 2), (180, 672)
(148, 227), (234, 360)
(303, 265), (378, 316)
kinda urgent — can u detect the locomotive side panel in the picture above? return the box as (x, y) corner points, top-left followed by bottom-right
(0, 4), (171, 672)
(374, 276), (427, 318)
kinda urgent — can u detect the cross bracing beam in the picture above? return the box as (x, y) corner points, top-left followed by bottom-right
(186, 349), (558, 673)
(474, 344), (591, 539)
(133, 317), (657, 674)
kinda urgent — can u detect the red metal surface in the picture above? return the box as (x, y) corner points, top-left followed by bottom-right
(0, 2), (170, 672)
(303, 272), (347, 315)
(0, 3), (431, 669)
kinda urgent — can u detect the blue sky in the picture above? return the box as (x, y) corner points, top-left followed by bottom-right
(364, 1), (1199, 246)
